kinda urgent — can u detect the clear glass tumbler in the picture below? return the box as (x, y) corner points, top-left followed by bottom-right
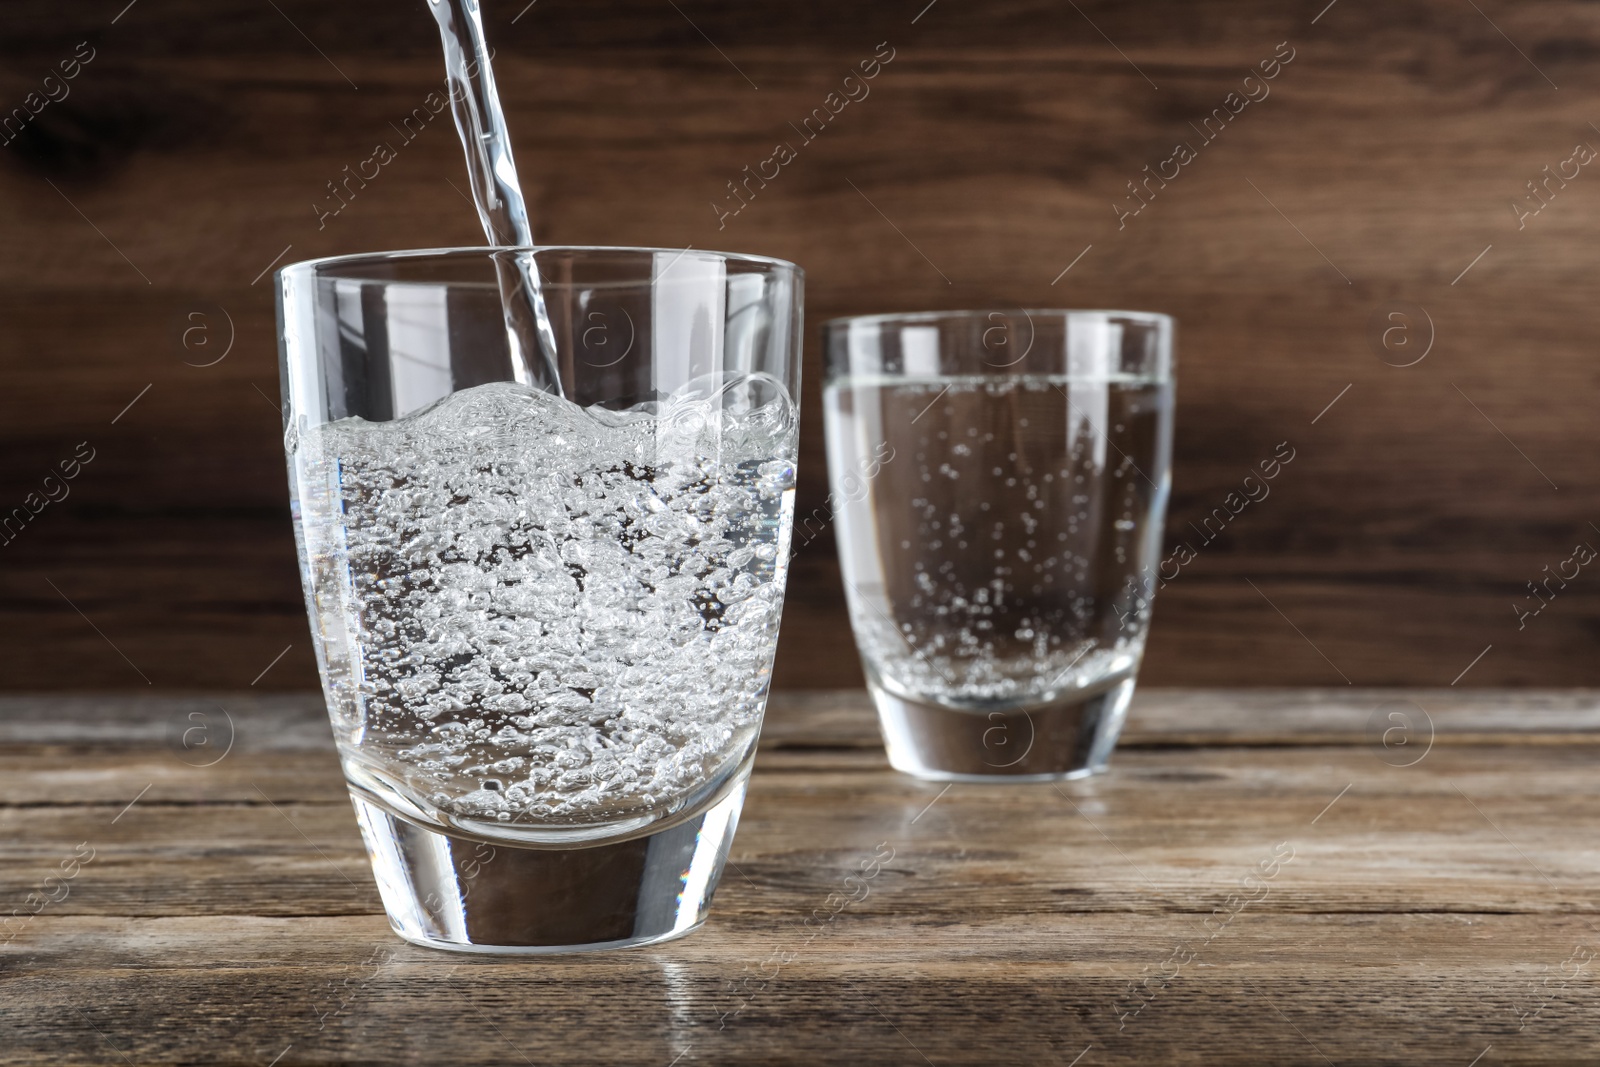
(277, 247), (802, 952)
(823, 310), (1173, 781)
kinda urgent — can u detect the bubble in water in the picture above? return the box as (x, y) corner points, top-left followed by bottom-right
(821, 373), (1168, 706)
(294, 378), (797, 825)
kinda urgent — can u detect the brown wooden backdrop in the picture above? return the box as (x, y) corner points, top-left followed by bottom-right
(1, 0), (1597, 691)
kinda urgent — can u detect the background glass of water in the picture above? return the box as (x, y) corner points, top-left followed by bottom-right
(278, 246), (802, 952)
(823, 310), (1174, 780)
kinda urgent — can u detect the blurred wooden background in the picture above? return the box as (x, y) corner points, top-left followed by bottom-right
(1, 0), (1597, 691)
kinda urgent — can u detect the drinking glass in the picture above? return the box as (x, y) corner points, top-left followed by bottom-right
(823, 310), (1173, 780)
(277, 246), (802, 952)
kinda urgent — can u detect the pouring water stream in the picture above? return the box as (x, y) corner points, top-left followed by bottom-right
(426, 0), (564, 396)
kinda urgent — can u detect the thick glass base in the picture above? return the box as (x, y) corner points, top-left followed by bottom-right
(871, 675), (1135, 782)
(348, 769), (748, 954)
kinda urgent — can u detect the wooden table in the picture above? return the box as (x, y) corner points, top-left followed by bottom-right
(3, 690), (1597, 1065)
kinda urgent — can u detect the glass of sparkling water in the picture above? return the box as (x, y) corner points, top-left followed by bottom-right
(277, 247), (802, 952)
(823, 310), (1173, 780)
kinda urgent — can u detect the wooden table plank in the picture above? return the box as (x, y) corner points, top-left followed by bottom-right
(1, 744), (1596, 919)
(2, 691), (1597, 1064)
(6, 912), (1598, 1064)
(6, 687), (1599, 748)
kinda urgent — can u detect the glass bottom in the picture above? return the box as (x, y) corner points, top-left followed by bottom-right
(348, 765), (749, 954)
(870, 674), (1136, 782)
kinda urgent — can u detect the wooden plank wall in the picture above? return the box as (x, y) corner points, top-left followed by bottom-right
(0, 0), (1596, 690)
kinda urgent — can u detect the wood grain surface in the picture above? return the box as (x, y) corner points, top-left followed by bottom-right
(3, 689), (1599, 1064)
(2, 1), (1600, 689)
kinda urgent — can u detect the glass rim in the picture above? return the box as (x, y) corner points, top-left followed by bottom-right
(822, 308), (1172, 330)
(278, 244), (804, 285)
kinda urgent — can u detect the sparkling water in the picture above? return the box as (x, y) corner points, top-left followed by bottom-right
(292, 376), (797, 833)
(824, 374), (1172, 709)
